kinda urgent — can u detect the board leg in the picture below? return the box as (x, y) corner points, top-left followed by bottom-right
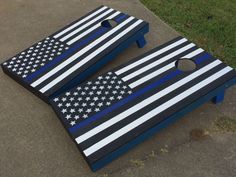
(136, 35), (147, 48)
(212, 90), (225, 104)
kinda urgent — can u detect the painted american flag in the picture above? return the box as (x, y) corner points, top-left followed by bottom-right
(1, 6), (148, 99)
(51, 36), (236, 165)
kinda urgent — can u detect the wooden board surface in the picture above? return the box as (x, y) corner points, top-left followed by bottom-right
(1, 5), (148, 101)
(50, 36), (236, 170)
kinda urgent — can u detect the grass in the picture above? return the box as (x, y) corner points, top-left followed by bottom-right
(140, 0), (236, 68)
(214, 116), (236, 132)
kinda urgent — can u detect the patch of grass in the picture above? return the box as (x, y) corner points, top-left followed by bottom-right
(214, 116), (236, 132)
(130, 159), (145, 168)
(190, 128), (210, 141)
(140, 0), (236, 67)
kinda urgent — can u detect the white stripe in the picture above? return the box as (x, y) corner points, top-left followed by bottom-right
(122, 43), (196, 82)
(129, 48), (204, 88)
(75, 60), (222, 145)
(39, 19), (143, 93)
(129, 62), (175, 88)
(67, 11), (121, 45)
(31, 17), (135, 88)
(182, 48), (204, 59)
(83, 66), (232, 156)
(60, 8), (114, 42)
(54, 6), (108, 38)
(115, 38), (188, 75)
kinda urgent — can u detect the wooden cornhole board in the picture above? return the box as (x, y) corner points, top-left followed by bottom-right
(50, 36), (236, 171)
(1, 6), (149, 103)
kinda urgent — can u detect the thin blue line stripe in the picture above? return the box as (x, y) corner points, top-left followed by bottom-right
(195, 53), (211, 64)
(69, 52), (211, 133)
(24, 14), (127, 83)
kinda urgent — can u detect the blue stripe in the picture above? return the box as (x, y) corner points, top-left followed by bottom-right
(115, 14), (128, 22)
(195, 53), (211, 64)
(69, 53), (211, 134)
(24, 14), (127, 83)
(69, 70), (181, 133)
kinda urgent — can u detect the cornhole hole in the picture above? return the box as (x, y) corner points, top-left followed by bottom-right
(50, 36), (236, 171)
(1, 6), (149, 103)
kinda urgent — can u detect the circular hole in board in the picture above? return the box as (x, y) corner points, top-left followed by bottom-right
(176, 58), (197, 71)
(101, 19), (118, 28)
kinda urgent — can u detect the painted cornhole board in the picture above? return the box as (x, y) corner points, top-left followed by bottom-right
(1, 6), (149, 103)
(50, 36), (236, 171)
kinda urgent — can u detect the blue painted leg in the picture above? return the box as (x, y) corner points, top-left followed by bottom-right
(136, 35), (146, 48)
(212, 90), (225, 104)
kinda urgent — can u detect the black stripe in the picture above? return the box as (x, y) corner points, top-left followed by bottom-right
(86, 64), (235, 163)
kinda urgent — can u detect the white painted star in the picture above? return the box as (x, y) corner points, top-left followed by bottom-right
(98, 76), (103, 80)
(86, 108), (92, 113)
(53, 98), (59, 102)
(89, 91), (94, 96)
(109, 96), (114, 101)
(62, 109), (67, 113)
(98, 102), (103, 107)
(74, 102), (79, 107)
(120, 90), (125, 95)
(65, 92), (70, 96)
(93, 97), (98, 101)
(65, 114), (71, 120)
(73, 92), (78, 96)
(99, 86), (105, 90)
(74, 115), (79, 120)
(83, 114), (88, 118)
(70, 121), (76, 126)
(70, 109), (75, 113)
(65, 103), (71, 107)
(90, 102), (95, 106)
(95, 108), (100, 112)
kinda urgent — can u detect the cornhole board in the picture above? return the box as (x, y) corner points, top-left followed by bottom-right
(50, 36), (236, 171)
(1, 6), (149, 103)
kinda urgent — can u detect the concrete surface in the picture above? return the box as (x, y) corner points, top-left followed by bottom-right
(0, 0), (235, 177)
